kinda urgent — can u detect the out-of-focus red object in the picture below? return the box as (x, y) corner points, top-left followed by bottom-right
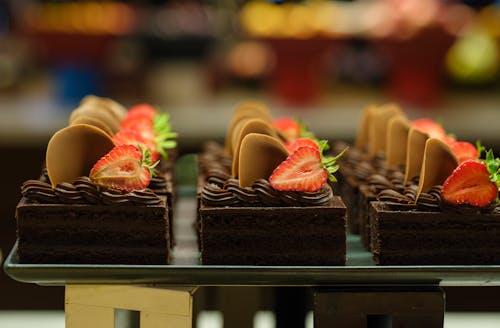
(18, 2), (136, 65)
(265, 38), (339, 106)
(375, 27), (455, 108)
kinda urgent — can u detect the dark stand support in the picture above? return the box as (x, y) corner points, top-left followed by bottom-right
(314, 286), (445, 328)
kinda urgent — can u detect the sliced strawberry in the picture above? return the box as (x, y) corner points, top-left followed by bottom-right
(269, 146), (327, 192)
(441, 160), (498, 207)
(90, 145), (155, 192)
(113, 129), (146, 147)
(113, 129), (159, 161)
(449, 141), (478, 164)
(286, 137), (319, 154)
(443, 135), (456, 146)
(270, 141), (346, 192)
(121, 115), (154, 132)
(412, 118), (446, 139)
(272, 117), (300, 141)
(126, 104), (156, 121)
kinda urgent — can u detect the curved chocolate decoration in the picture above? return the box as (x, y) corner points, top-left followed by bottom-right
(368, 103), (404, 156)
(80, 95), (128, 123)
(224, 100), (272, 155)
(404, 127), (429, 184)
(238, 133), (289, 188)
(354, 104), (376, 150)
(46, 124), (115, 187)
(70, 116), (114, 137)
(416, 137), (458, 200)
(231, 118), (282, 178)
(69, 103), (121, 134)
(386, 116), (411, 169)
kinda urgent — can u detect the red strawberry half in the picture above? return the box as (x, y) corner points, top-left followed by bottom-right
(441, 160), (498, 207)
(272, 117), (300, 141)
(412, 118), (446, 139)
(90, 145), (155, 192)
(121, 115), (154, 133)
(286, 137), (319, 154)
(127, 104), (156, 121)
(449, 141), (478, 164)
(113, 129), (159, 161)
(270, 146), (326, 192)
(113, 129), (146, 147)
(269, 141), (346, 192)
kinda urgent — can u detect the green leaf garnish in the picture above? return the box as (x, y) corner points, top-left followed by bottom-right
(153, 112), (177, 159)
(137, 144), (159, 177)
(477, 142), (500, 191)
(319, 139), (348, 183)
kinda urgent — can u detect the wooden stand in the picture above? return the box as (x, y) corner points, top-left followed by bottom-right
(314, 286), (445, 328)
(65, 285), (196, 328)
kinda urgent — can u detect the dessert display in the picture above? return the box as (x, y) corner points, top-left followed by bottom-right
(346, 101), (499, 265)
(198, 101), (347, 265)
(355, 116), (452, 249)
(15, 96), (177, 264)
(336, 101), (481, 252)
(334, 103), (403, 236)
(370, 138), (500, 265)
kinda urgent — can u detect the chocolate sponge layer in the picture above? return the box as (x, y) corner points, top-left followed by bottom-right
(16, 198), (170, 264)
(199, 197), (347, 266)
(370, 201), (500, 265)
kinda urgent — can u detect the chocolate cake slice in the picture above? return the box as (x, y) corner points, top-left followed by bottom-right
(370, 200), (500, 265)
(199, 172), (347, 266)
(200, 201), (346, 265)
(197, 100), (348, 266)
(16, 175), (171, 264)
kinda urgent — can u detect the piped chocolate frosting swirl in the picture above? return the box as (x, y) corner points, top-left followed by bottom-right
(22, 176), (164, 206)
(201, 169), (333, 207)
(376, 180), (500, 214)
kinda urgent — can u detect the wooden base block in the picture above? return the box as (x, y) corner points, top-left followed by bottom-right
(65, 285), (195, 328)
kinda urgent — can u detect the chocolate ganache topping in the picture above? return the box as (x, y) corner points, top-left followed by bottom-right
(198, 142), (232, 176)
(22, 176), (164, 206)
(201, 169), (333, 207)
(349, 151), (387, 182)
(377, 183), (442, 211)
(376, 180), (500, 214)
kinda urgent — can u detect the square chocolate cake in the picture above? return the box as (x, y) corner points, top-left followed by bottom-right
(370, 200), (500, 265)
(15, 96), (177, 264)
(196, 100), (347, 266)
(199, 169), (347, 265)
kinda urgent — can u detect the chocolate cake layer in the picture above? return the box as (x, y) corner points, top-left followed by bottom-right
(358, 185), (376, 250)
(18, 244), (168, 264)
(338, 175), (361, 234)
(16, 198), (169, 264)
(370, 201), (500, 265)
(200, 198), (347, 266)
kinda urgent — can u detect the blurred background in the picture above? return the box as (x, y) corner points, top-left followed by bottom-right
(0, 0), (500, 327)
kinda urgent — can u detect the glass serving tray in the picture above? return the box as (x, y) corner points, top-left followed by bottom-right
(5, 197), (500, 287)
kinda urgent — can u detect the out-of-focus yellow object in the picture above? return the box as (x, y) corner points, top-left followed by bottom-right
(239, 1), (286, 38)
(477, 5), (500, 38)
(240, 0), (347, 39)
(21, 1), (136, 35)
(446, 29), (499, 84)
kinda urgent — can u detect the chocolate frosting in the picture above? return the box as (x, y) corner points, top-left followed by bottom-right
(201, 169), (333, 207)
(376, 179), (500, 214)
(377, 183), (442, 211)
(198, 142), (333, 207)
(198, 142), (232, 176)
(22, 176), (164, 206)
